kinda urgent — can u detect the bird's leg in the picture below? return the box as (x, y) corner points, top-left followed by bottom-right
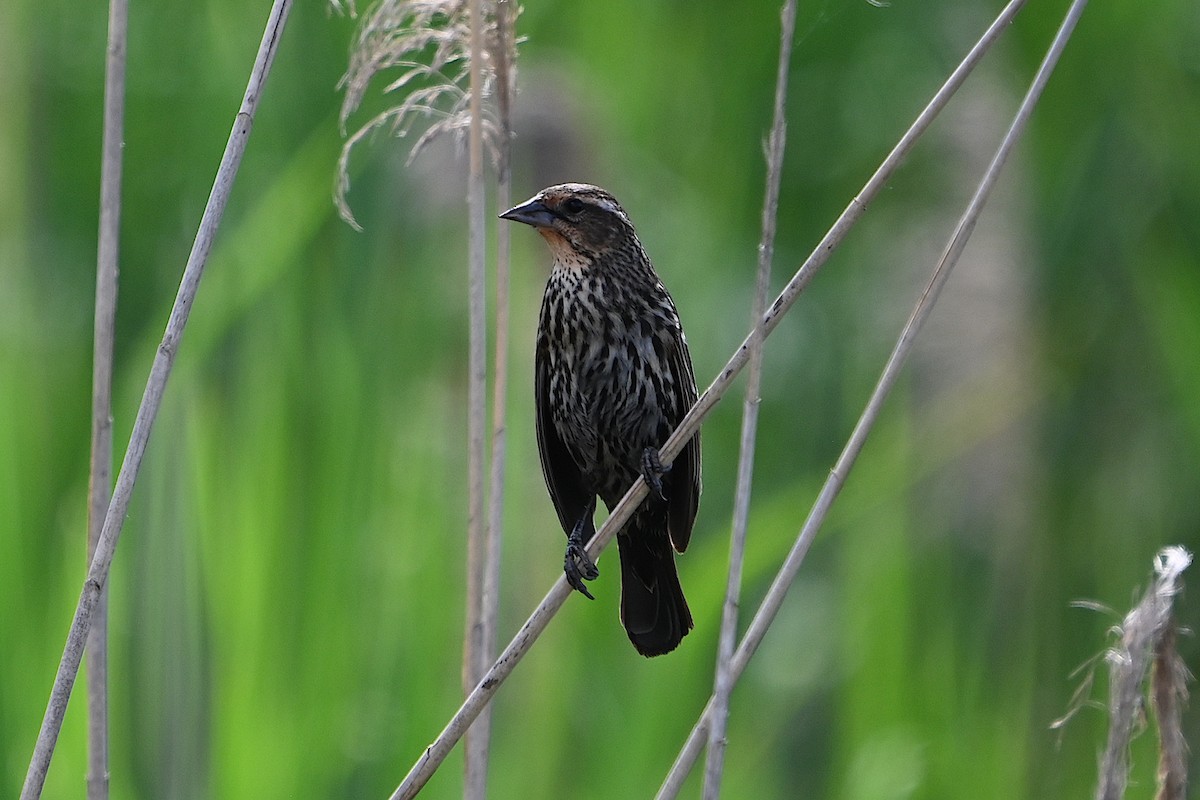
(641, 447), (670, 501)
(564, 512), (599, 599)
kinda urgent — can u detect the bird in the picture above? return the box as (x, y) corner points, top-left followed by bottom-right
(500, 183), (701, 657)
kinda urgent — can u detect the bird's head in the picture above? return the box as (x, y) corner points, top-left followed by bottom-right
(500, 183), (636, 266)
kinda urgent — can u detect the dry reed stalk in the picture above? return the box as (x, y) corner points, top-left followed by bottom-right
(658, 1), (1086, 792)
(20, 3), (294, 796)
(462, 0), (489, 794)
(702, 2), (796, 797)
(85, 0), (128, 796)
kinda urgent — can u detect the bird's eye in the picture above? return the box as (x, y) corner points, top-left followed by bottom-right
(562, 198), (585, 215)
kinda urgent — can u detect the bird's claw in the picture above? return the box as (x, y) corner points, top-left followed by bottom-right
(564, 541), (599, 599)
(564, 514), (599, 599)
(641, 447), (669, 501)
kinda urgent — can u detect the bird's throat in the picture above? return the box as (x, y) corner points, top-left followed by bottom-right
(538, 229), (592, 271)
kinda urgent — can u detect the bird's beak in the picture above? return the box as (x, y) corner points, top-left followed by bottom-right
(499, 198), (557, 228)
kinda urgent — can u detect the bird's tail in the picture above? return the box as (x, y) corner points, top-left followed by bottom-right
(617, 531), (693, 657)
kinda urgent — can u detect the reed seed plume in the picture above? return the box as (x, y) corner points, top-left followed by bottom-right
(1053, 546), (1192, 800)
(335, 0), (519, 228)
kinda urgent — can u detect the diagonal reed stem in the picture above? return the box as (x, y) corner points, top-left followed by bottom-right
(20, 4), (293, 797)
(387, 2), (1028, 797)
(657, 0), (1087, 793)
(702, 1), (796, 797)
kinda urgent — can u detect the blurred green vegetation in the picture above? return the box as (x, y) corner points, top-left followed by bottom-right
(3, 0), (1199, 797)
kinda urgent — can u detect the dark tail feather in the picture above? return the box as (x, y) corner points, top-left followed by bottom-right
(617, 534), (693, 657)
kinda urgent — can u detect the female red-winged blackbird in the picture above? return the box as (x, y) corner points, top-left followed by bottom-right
(501, 183), (701, 657)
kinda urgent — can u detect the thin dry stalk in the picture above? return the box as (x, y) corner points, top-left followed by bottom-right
(483, 0), (516, 622)
(19, 4), (293, 797)
(86, 0), (128, 797)
(1095, 546), (1192, 800)
(387, 3), (1027, 796)
(335, 3), (521, 792)
(658, 1), (1084, 791)
(479, 0), (517, 794)
(702, 3), (796, 797)
(462, 0), (489, 794)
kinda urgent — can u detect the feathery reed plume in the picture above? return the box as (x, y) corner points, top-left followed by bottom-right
(1085, 546), (1191, 800)
(335, 0), (517, 229)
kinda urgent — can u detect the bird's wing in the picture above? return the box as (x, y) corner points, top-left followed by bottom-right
(666, 325), (701, 554)
(535, 330), (593, 537)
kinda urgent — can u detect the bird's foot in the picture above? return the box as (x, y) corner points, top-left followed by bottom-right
(564, 517), (599, 599)
(641, 447), (670, 500)
(564, 544), (598, 599)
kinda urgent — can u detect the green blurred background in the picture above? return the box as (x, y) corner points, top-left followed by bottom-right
(3, 0), (1199, 797)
